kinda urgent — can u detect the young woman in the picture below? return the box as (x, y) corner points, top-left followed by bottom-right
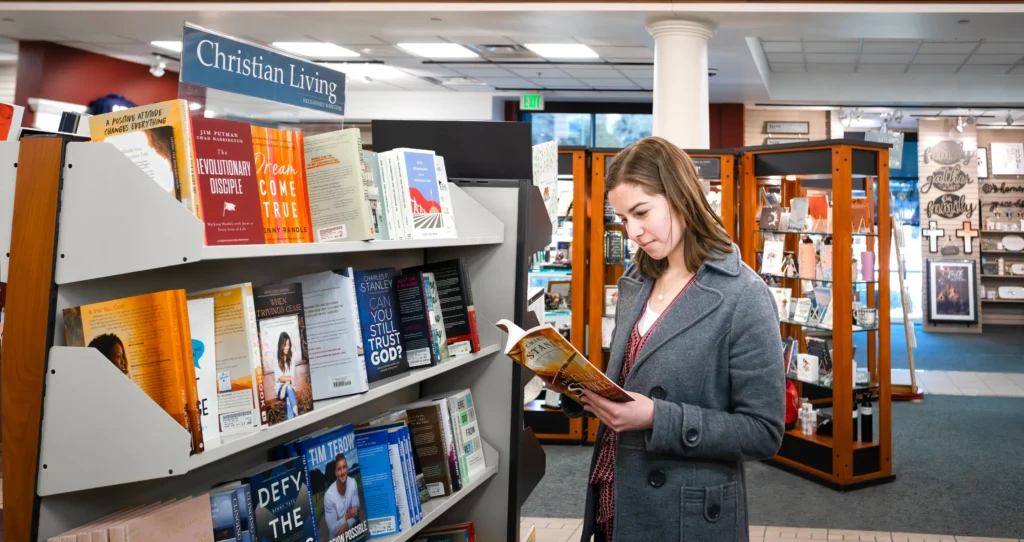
(564, 137), (785, 541)
(275, 332), (298, 419)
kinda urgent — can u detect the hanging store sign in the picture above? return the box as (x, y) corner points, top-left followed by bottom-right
(926, 194), (977, 220)
(920, 165), (973, 194)
(923, 140), (974, 166)
(179, 23), (346, 115)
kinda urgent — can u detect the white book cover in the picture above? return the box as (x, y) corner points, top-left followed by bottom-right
(433, 156), (459, 239)
(441, 389), (486, 486)
(287, 269), (369, 400)
(187, 284), (264, 434)
(304, 128), (376, 242)
(532, 140), (559, 231)
(382, 151), (406, 240)
(364, 150), (390, 241)
(761, 240), (785, 275)
(186, 297), (220, 448)
(422, 272), (451, 364)
(796, 353), (819, 383)
(394, 148), (452, 240)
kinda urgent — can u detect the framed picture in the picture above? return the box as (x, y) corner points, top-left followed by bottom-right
(764, 121), (810, 134)
(603, 286), (618, 317)
(926, 259), (978, 324)
(764, 137), (809, 145)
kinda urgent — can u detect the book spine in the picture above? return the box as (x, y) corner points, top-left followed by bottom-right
(180, 104), (202, 220)
(365, 151), (389, 241)
(384, 152), (403, 240)
(353, 130), (376, 239)
(402, 426), (422, 522)
(163, 291), (196, 453)
(175, 290), (205, 454)
(394, 151), (417, 239)
(395, 427), (416, 524)
(387, 432), (411, 532)
(448, 396), (468, 486)
(437, 400), (462, 492)
(458, 258), (481, 353)
(244, 290), (269, 427)
(389, 152), (408, 241)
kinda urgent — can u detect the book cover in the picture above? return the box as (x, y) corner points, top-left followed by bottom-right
(432, 157), (458, 239)
(251, 127), (313, 244)
(353, 427), (402, 537)
(381, 152), (406, 240)
(89, 99), (199, 217)
(253, 284), (314, 425)
(286, 270), (369, 401)
(304, 129), (376, 242)
(396, 149), (449, 239)
(402, 259), (479, 356)
(297, 425), (370, 542)
(188, 285), (264, 433)
(210, 487), (242, 542)
(404, 399), (461, 493)
(236, 485), (255, 542)
(353, 268), (408, 383)
(193, 117), (265, 246)
(395, 271), (438, 370)
(172, 290), (204, 454)
(385, 426), (416, 529)
(188, 297), (221, 448)
(421, 272), (450, 364)
(62, 290), (200, 449)
(402, 404), (454, 498)
(0, 102), (25, 141)
(440, 389), (485, 485)
(239, 457), (315, 542)
(495, 319), (633, 403)
(363, 150), (389, 241)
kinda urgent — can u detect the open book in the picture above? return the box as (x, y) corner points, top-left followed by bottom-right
(496, 319), (633, 403)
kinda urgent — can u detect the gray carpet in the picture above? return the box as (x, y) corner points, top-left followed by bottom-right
(522, 396), (1024, 539)
(853, 323), (1023, 373)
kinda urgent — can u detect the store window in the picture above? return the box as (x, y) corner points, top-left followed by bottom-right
(525, 110), (653, 148)
(594, 113), (653, 148)
(528, 113), (592, 146)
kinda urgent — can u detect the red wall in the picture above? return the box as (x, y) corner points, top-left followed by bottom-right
(709, 103), (745, 149)
(15, 41), (180, 126)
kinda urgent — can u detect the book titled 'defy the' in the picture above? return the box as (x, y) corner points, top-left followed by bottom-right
(237, 457), (315, 542)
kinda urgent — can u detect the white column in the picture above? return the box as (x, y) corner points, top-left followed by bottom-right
(646, 17), (716, 149)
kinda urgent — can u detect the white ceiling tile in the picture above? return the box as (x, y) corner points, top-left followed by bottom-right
(913, 54), (969, 65)
(574, 36), (652, 47)
(976, 42), (1024, 54)
(958, 65), (1015, 75)
(769, 63), (806, 73)
(766, 52), (804, 63)
(803, 41), (860, 54)
(806, 53), (857, 63)
(351, 45), (413, 58)
(448, 67), (514, 77)
(918, 41), (978, 54)
(856, 64), (908, 74)
(631, 78), (654, 88)
(859, 54), (912, 64)
(861, 40), (918, 54)
(529, 79), (590, 88)
(761, 41), (802, 53)
(590, 46), (652, 60)
(1012, 65), (1024, 74)
(450, 36), (517, 46)
(562, 67), (621, 77)
(508, 67), (569, 78)
(806, 63), (856, 74)
(479, 77), (536, 88)
(580, 79), (640, 89)
(618, 67), (652, 77)
(968, 54), (1024, 65)
(907, 64), (960, 74)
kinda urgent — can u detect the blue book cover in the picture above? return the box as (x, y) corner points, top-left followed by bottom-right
(353, 268), (408, 383)
(354, 427), (402, 538)
(295, 425), (370, 542)
(236, 485), (254, 542)
(399, 150), (445, 235)
(211, 488), (242, 541)
(239, 457), (314, 542)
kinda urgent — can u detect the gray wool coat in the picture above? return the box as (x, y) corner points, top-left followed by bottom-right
(565, 245), (785, 542)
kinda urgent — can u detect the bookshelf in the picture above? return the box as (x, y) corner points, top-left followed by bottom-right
(739, 139), (895, 490)
(3, 120), (544, 541)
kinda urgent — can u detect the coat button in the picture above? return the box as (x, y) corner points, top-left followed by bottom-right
(708, 504), (721, 519)
(647, 469), (666, 488)
(650, 386), (666, 400)
(685, 428), (699, 443)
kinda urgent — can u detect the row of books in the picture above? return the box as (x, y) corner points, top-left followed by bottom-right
(48, 391), (484, 542)
(85, 99), (458, 246)
(61, 258), (481, 453)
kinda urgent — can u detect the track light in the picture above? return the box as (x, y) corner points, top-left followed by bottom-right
(1007, 111), (1015, 126)
(893, 109), (904, 124)
(956, 116), (964, 133)
(150, 54), (168, 78)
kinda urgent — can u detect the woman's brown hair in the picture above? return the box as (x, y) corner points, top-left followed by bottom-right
(606, 136), (733, 278)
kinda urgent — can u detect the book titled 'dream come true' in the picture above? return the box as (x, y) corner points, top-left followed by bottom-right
(252, 127), (313, 244)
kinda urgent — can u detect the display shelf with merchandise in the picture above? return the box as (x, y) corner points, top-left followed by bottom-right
(740, 139), (894, 491)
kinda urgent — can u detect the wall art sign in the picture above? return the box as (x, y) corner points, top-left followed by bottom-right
(764, 122), (810, 134)
(940, 237), (961, 256)
(978, 147), (989, 179)
(984, 198), (1024, 217)
(990, 142), (1024, 175)
(919, 164), (973, 194)
(691, 157), (722, 180)
(922, 221), (946, 253)
(926, 259), (977, 324)
(865, 131), (904, 169)
(981, 182), (1024, 195)
(926, 194), (977, 220)
(179, 23), (346, 116)
(956, 221), (979, 254)
(923, 140), (975, 166)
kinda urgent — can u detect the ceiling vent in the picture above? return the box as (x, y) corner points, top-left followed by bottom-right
(436, 76), (489, 86)
(469, 44), (539, 60)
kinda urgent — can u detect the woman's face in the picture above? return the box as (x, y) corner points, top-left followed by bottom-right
(608, 183), (684, 261)
(280, 338), (291, 355)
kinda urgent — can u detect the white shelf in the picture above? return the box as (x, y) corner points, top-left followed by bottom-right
(54, 142), (504, 284)
(0, 142), (19, 284)
(376, 441), (499, 542)
(38, 344), (500, 496)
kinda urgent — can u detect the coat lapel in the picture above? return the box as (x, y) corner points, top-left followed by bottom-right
(604, 274), (650, 381)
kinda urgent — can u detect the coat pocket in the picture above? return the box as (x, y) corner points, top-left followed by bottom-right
(680, 481), (739, 542)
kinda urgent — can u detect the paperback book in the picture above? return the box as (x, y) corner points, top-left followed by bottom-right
(402, 259), (479, 356)
(237, 457), (315, 542)
(395, 271), (442, 369)
(393, 149), (452, 240)
(251, 126), (314, 244)
(296, 424), (370, 542)
(363, 151), (390, 241)
(253, 284), (314, 425)
(304, 128), (377, 242)
(187, 297), (221, 448)
(353, 268), (408, 382)
(353, 426), (404, 537)
(193, 116), (265, 246)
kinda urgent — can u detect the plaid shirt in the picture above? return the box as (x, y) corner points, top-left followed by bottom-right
(590, 275), (697, 538)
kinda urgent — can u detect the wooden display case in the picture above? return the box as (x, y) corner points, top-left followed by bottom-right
(739, 139), (895, 490)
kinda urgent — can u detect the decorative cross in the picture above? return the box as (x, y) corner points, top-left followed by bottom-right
(956, 221), (980, 254)
(922, 220), (945, 253)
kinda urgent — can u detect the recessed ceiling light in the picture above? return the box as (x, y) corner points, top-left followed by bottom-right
(321, 63), (403, 80)
(396, 43), (478, 59)
(273, 42), (360, 59)
(524, 43), (599, 59)
(151, 41), (182, 53)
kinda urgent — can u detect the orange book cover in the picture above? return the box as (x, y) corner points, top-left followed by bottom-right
(172, 290), (204, 454)
(251, 126), (313, 244)
(62, 290), (201, 450)
(808, 194), (829, 220)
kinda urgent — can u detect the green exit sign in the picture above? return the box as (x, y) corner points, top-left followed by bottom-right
(521, 93), (545, 111)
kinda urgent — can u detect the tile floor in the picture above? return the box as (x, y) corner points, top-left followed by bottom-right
(891, 369), (1024, 397)
(520, 518), (1024, 542)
